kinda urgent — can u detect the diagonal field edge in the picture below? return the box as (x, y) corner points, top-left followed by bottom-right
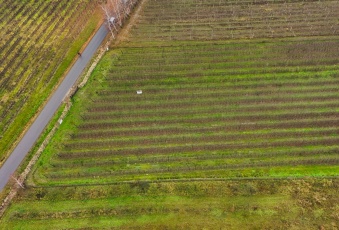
(0, 24), (109, 191)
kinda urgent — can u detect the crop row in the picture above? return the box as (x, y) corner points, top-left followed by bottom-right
(82, 103), (339, 124)
(64, 128), (339, 152)
(109, 62), (339, 76)
(104, 70), (339, 86)
(91, 85), (339, 104)
(113, 46), (339, 65)
(115, 56), (339, 68)
(113, 42), (339, 62)
(97, 75), (339, 95)
(130, 23), (338, 41)
(75, 111), (337, 139)
(50, 145), (339, 169)
(86, 95), (339, 115)
(57, 135), (339, 159)
(50, 153), (339, 178)
(81, 104), (339, 125)
(104, 75), (339, 92)
(77, 113), (339, 132)
(45, 158), (339, 181)
(118, 39), (339, 56)
(105, 67), (339, 83)
(69, 122), (339, 142)
(91, 89), (339, 108)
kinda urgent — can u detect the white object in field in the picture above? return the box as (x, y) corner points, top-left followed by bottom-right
(137, 90), (143, 95)
(109, 17), (116, 24)
(106, 47), (109, 51)
(58, 119), (63, 124)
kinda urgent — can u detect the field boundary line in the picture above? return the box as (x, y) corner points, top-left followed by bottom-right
(28, 176), (339, 189)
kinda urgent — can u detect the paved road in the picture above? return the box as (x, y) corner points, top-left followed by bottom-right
(0, 24), (108, 191)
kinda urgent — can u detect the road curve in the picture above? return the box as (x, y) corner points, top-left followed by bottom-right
(0, 24), (108, 191)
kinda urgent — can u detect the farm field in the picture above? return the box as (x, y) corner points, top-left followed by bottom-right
(126, 0), (339, 43)
(2, 0), (339, 228)
(1, 179), (339, 229)
(28, 39), (339, 186)
(0, 0), (101, 163)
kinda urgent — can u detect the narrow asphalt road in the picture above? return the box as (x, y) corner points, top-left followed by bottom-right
(0, 24), (108, 191)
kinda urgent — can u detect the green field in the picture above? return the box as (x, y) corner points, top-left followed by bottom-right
(2, 179), (339, 229)
(29, 39), (339, 187)
(0, 0), (101, 163)
(1, 0), (339, 228)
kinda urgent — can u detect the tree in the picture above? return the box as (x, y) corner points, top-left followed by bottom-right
(100, 0), (138, 38)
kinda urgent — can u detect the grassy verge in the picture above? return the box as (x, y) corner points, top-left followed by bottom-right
(0, 103), (66, 200)
(19, 103), (67, 174)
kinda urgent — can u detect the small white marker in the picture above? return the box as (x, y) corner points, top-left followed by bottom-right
(137, 90), (142, 95)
